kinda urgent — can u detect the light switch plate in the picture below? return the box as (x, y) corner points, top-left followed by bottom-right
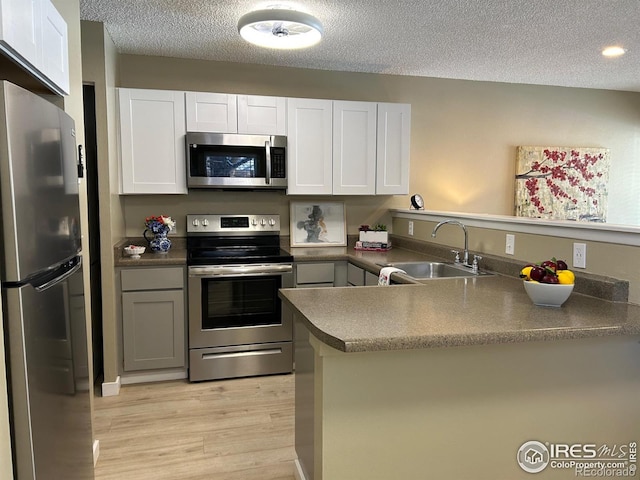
(573, 243), (587, 268)
(505, 234), (515, 255)
(408, 221), (414, 236)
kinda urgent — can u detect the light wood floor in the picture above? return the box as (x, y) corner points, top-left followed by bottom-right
(93, 374), (296, 480)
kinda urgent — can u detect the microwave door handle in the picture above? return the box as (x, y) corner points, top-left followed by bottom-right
(264, 140), (271, 185)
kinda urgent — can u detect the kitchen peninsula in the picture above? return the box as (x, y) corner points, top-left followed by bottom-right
(279, 276), (640, 480)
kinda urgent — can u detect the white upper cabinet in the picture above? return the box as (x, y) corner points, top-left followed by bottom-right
(185, 92), (287, 135)
(376, 103), (411, 195)
(287, 98), (333, 195)
(40, 0), (68, 95)
(237, 95), (286, 135)
(333, 101), (377, 195)
(0, 0), (69, 95)
(118, 88), (187, 194)
(288, 99), (410, 196)
(185, 92), (237, 133)
(0, 0), (40, 67)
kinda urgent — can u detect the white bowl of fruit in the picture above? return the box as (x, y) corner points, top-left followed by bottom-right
(124, 245), (145, 259)
(520, 258), (575, 307)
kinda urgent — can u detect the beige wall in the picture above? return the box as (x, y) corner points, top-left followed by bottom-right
(81, 21), (123, 384)
(53, 0), (97, 446)
(0, 300), (12, 478)
(123, 192), (397, 238)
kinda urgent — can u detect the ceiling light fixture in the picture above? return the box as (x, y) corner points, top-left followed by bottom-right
(237, 8), (323, 50)
(602, 46), (626, 57)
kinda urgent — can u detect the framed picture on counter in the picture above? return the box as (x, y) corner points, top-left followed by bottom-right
(290, 202), (347, 247)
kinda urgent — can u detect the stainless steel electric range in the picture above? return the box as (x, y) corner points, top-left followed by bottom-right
(186, 214), (294, 382)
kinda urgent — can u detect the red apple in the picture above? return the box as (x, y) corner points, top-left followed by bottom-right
(530, 266), (546, 282)
(541, 260), (557, 272)
(556, 260), (568, 270)
(541, 274), (559, 284)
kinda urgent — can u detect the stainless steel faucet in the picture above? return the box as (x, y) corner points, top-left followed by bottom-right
(431, 220), (470, 267)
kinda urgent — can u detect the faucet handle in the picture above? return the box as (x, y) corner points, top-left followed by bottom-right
(472, 255), (483, 273)
(450, 249), (461, 263)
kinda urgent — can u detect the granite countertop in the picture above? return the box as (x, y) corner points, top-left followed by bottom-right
(279, 275), (640, 353)
(114, 237), (186, 267)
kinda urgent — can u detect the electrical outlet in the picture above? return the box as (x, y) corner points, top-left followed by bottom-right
(408, 221), (414, 236)
(505, 234), (515, 255)
(573, 243), (587, 268)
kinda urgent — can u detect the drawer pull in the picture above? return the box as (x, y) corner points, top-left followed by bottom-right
(202, 348), (282, 360)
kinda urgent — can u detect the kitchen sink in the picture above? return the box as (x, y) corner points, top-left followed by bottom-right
(378, 261), (494, 279)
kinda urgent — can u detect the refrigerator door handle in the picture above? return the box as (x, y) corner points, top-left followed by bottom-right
(32, 256), (82, 292)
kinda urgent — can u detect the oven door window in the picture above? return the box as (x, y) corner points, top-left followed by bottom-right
(201, 276), (281, 329)
(189, 145), (266, 178)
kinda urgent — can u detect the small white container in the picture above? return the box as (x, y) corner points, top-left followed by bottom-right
(523, 281), (574, 307)
(124, 245), (146, 259)
(359, 231), (388, 243)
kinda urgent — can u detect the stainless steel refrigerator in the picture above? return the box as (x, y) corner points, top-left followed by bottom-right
(0, 81), (94, 479)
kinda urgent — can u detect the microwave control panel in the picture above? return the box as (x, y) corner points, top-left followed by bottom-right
(271, 147), (286, 178)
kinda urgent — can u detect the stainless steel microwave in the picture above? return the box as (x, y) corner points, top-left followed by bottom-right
(186, 132), (287, 189)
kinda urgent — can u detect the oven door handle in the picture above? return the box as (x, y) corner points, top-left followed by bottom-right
(188, 264), (293, 277)
(264, 140), (271, 185)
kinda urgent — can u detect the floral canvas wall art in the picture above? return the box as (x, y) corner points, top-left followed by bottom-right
(515, 146), (610, 222)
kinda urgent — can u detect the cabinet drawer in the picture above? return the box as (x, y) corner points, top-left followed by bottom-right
(296, 263), (335, 285)
(121, 267), (184, 291)
(189, 342), (292, 381)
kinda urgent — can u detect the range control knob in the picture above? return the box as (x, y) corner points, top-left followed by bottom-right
(260, 218), (267, 226)
(268, 218), (276, 226)
(251, 218), (258, 226)
(202, 219), (209, 227)
(192, 219), (199, 227)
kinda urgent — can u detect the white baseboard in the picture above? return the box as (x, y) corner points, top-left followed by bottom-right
(93, 439), (99, 466)
(120, 370), (187, 385)
(294, 458), (307, 480)
(101, 375), (121, 397)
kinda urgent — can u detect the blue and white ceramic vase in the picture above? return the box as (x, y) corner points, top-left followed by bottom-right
(144, 228), (172, 254)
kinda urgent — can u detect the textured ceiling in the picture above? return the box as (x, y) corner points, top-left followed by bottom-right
(80, 0), (640, 92)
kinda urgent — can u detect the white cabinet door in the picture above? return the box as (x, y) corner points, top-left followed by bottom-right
(376, 103), (411, 194)
(237, 95), (286, 135)
(185, 92), (237, 133)
(118, 88), (187, 194)
(0, 0), (41, 68)
(0, 0), (69, 95)
(287, 98), (333, 195)
(40, 0), (68, 94)
(333, 101), (377, 195)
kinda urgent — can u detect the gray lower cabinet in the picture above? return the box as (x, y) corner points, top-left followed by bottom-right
(365, 271), (379, 285)
(121, 267), (186, 371)
(348, 262), (380, 286)
(295, 261), (347, 288)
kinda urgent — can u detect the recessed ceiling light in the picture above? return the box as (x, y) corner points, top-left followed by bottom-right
(238, 8), (323, 50)
(602, 46), (626, 57)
